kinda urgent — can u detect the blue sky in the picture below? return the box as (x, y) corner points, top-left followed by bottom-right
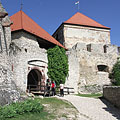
(2, 0), (120, 46)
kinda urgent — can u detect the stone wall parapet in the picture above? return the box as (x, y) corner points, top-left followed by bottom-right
(103, 86), (120, 109)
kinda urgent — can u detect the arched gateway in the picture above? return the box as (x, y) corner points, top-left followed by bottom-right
(27, 69), (43, 92)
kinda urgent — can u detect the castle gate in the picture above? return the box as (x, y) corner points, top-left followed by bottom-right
(27, 69), (43, 92)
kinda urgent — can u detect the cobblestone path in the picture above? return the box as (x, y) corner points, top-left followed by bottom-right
(60, 95), (120, 120)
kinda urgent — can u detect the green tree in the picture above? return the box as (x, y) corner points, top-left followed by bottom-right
(109, 59), (120, 86)
(47, 46), (68, 86)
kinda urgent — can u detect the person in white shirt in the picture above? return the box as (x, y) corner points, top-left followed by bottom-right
(60, 83), (64, 97)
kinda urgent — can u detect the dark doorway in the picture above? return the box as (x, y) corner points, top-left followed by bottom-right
(27, 69), (42, 92)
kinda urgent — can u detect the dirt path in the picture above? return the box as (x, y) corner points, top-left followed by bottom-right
(59, 95), (120, 120)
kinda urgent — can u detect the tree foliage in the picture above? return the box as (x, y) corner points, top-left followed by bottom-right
(109, 59), (120, 86)
(47, 46), (68, 86)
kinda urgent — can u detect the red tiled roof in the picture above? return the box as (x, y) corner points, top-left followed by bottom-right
(64, 12), (110, 29)
(10, 11), (65, 48)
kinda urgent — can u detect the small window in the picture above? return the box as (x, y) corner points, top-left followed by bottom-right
(103, 45), (107, 53)
(97, 65), (109, 72)
(87, 44), (91, 52)
(25, 48), (27, 52)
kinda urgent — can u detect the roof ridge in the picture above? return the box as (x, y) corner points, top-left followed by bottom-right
(21, 11), (52, 36)
(78, 12), (107, 28)
(64, 12), (110, 29)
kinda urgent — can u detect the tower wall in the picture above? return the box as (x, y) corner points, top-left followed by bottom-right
(11, 31), (48, 92)
(53, 24), (110, 49)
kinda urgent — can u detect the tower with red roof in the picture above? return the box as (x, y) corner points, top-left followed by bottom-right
(53, 12), (119, 93)
(53, 12), (111, 49)
(9, 10), (65, 91)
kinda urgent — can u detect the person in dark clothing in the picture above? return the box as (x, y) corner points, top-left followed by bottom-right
(46, 79), (51, 95)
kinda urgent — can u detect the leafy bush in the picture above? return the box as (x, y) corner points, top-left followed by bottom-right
(0, 99), (43, 119)
(109, 60), (120, 86)
(47, 46), (69, 85)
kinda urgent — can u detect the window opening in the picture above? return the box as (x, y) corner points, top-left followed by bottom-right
(97, 65), (109, 72)
(87, 44), (91, 52)
(103, 45), (107, 53)
(25, 48), (27, 52)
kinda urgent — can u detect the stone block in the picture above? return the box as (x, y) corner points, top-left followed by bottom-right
(0, 89), (20, 106)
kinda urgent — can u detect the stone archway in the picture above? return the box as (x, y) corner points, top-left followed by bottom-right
(27, 69), (42, 92)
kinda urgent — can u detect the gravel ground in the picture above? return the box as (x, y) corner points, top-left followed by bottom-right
(58, 95), (120, 120)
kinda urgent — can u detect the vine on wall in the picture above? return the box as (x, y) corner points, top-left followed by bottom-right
(47, 46), (68, 86)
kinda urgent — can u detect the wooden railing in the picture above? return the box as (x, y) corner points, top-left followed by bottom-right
(27, 85), (74, 97)
(64, 87), (74, 94)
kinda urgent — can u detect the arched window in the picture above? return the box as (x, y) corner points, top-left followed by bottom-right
(97, 65), (109, 72)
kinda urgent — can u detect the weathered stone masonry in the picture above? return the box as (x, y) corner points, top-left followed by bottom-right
(103, 86), (120, 109)
(53, 13), (120, 93)
(54, 24), (110, 49)
(0, 3), (120, 96)
(66, 43), (119, 93)
(0, 3), (20, 105)
(11, 31), (48, 91)
(9, 10), (65, 93)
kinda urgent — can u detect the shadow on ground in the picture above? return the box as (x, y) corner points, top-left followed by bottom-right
(100, 97), (120, 120)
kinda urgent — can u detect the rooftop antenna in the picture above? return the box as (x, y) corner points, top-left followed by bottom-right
(20, 0), (23, 10)
(75, 0), (80, 12)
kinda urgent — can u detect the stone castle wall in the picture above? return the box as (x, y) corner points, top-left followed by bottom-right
(11, 31), (48, 92)
(65, 50), (79, 93)
(0, 3), (119, 96)
(103, 86), (120, 109)
(66, 43), (119, 93)
(0, 15), (12, 87)
(53, 24), (119, 93)
(0, 4), (21, 105)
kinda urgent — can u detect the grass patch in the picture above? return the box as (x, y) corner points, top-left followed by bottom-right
(6, 112), (54, 120)
(77, 93), (102, 98)
(2, 97), (78, 120)
(37, 97), (77, 119)
(39, 97), (74, 108)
